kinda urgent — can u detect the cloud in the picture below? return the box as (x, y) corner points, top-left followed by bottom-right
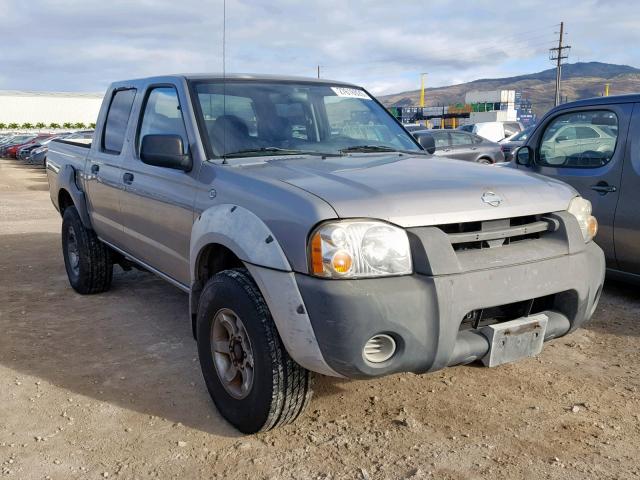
(1, 0), (638, 94)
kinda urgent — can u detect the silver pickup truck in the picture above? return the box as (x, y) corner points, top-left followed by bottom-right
(46, 74), (605, 433)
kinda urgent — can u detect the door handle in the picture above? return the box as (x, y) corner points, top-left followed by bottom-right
(590, 182), (617, 195)
(123, 172), (134, 185)
(90, 164), (100, 175)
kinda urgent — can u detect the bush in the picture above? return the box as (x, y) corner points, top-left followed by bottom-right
(49, 123), (61, 129)
(21, 123), (34, 129)
(35, 122), (46, 129)
(89, 123), (96, 129)
(74, 122), (86, 129)
(0, 123), (6, 129)
(62, 122), (73, 129)
(8, 123), (19, 129)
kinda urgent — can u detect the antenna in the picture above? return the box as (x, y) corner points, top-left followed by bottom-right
(222, 0), (227, 159)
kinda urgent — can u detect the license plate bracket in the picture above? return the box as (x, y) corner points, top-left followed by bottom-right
(479, 314), (548, 367)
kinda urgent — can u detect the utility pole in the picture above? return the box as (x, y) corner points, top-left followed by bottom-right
(317, 65), (320, 79)
(549, 22), (571, 107)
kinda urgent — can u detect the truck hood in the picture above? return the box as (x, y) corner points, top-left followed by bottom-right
(235, 154), (576, 227)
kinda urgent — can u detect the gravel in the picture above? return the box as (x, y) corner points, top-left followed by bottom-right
(1, 159), (639, 479)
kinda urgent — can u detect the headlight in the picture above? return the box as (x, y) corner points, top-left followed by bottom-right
(309, 220), (412, 278)
(567, 196), (598, 242)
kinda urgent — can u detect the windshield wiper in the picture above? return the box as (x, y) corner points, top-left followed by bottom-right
(339, 145), (429, 155)
(339, 145), (398, 153)
(223, 147), (338, 158)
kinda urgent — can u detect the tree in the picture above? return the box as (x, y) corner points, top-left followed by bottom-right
(89, 122), (96, 129)
(35, 122), (46, 129)
(74, 122), (86, 129)
(49, 123), (61, 129)
(63, 122), (73, 129)
(0, 123), (6, 130)
(22, 122), (34, 129)
(8, 123), (19, 129)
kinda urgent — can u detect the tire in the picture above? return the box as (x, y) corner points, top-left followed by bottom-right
(476, 157), (493, 165)
(196, 268), (313, 433)
(61, 206), (113, 294)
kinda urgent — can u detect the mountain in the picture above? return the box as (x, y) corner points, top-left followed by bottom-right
(379, 62), (640, 117)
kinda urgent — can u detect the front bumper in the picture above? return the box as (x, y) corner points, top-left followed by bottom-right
(295, 217), (605, 379)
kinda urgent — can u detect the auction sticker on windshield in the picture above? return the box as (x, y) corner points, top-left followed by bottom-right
(331, 87), (371, 100)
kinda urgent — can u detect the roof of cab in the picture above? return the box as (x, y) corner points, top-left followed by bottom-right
(554, 93), (640, 110)
(109, 73), (360, 89)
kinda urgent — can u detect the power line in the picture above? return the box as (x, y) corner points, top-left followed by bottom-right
(549, 21), (571, 106)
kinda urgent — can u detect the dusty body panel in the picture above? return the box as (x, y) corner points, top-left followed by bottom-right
(46, 74), (606, 379)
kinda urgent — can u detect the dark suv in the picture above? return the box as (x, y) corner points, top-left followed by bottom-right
(514, 94), (640, 282)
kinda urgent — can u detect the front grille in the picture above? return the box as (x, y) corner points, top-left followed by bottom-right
(437, 214), (555, 251)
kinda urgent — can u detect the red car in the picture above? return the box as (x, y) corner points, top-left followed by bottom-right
(5, 135), (53, 158)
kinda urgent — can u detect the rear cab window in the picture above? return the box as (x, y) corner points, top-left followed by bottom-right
(538, 110), (619, 168)
(102, 89), (137, 154)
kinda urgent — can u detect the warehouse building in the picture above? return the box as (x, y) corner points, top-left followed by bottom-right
(0, 90), (103, 127)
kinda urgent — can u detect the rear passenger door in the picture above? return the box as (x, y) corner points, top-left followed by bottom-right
(523, 104), (632, 267)
(85, 88), (136, 246)
(613, 103), (640, 275)
(118, 85), (199, 286)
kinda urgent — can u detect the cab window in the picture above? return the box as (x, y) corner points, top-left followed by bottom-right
(138, 87), (188, 154)
(538, 110), (618, 168)
(102, 89), (136, 154)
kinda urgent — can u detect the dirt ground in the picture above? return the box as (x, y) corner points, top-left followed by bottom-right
(1, 158), (639, 480)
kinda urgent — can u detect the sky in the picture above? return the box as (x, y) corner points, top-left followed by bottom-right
(1, 0), (639, 96)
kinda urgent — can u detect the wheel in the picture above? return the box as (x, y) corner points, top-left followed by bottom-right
(61, 206), (113, 294)
(197, 268), (313, 433)
(476, 157), (493, 165)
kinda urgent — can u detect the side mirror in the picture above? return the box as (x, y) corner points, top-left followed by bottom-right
(555, 135), (568, 143)
(417, 134), (436, 154)
(515, 145), (533, 166)
(140, 134), (192, 171)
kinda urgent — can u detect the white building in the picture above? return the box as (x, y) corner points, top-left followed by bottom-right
(464, 89), (517, 123)
(0, 90), (104, 126)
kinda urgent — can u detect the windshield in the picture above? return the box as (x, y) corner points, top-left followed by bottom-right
(191, 81), (422, 158)
(511, 126), (533, 142)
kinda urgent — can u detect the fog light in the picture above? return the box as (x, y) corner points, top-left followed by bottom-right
(363, 334), (396, 363)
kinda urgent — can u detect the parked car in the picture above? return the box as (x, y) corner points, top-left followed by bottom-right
(4, 134), (52, 158)
(500, 126), (533, 161)
(46, 74), (604, 433)
(18, 143), (43, 161)
(0, 134), (19, 145)
(412, 129), (505, 164)
(0, 135), (37, 156)
(514, 94), (639, 282)
(21, 134), (70, 163)
(459, 121), (523, 142)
